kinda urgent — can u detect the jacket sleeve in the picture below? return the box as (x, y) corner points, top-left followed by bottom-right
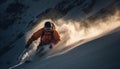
(52, 30), (60, 45)
(26, 28), (43, 47)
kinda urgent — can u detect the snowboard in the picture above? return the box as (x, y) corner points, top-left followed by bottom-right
(8, 44), (51, 69)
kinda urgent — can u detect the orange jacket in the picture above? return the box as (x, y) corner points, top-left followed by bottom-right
(26, 28), (60, 48)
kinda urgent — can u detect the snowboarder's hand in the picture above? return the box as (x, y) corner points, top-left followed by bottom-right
(49, 44), (53, 49)
(25, 44), (30, 49)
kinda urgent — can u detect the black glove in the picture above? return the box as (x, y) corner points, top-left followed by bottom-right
(49, 44), (53, 49)
(25, 44), (30, 49)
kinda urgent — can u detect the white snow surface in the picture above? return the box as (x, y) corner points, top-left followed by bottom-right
(16, 28), (120, 69)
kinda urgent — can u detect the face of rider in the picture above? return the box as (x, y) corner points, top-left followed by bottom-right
(44, 22), (52, 30)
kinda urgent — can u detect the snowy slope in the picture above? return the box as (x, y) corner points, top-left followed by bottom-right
(0, 0), (120, 69)
(16, 28), (120, 69)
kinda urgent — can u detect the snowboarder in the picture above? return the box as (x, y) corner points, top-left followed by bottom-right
(10, 22), (60, 67)
(25, 21), (60, 55)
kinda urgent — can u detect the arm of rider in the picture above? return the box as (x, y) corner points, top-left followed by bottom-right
(52, 30), (61, 45)
(25, 28), (43, 48)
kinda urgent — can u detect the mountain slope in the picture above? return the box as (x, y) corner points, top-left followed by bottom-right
(16, 28), (120, 69)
